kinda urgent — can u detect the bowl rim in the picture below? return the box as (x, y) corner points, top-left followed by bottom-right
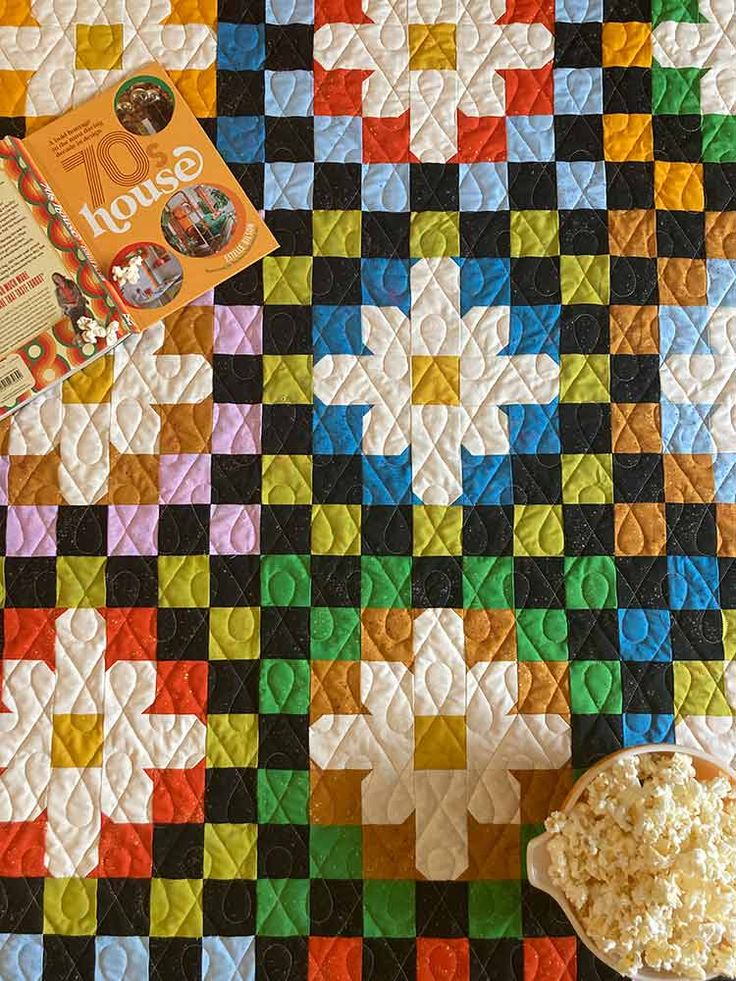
(525, 743), (736, 981)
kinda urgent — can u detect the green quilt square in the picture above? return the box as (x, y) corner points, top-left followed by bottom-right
(703, 115), (736, 162)
(263, 256), (312, 304)
(57, 556), (105, 608)
(570, 660), (622, 714)
(565, 556), (617, 609)
(44, 878), (97, 935)
(516, 609), (568, 661)
(410, 211), (460, 257)
(514, 506), (564, 557)
(361, 556), (411, 608)
(258, 769), (309, 824)
(363, 880), (415, 938)
(209, 607), (260, 660)
(652, 67), (702, 114)
(260, 659), (310, 714)
(562, 454), (613, 504)
(560, 354), (610, 403)
(262, 554), (311, 606)
(652, 0), (703, 24)
(510, 210), (559, 257)
(256, 879), (309, 936)
(469, 881), (521, 939)
(206, 713), (258, 767)
(310, 825), (363, 878)
(150, 879), (203, 937)
(313, 210), (362, 257)
(158, 555), (209, 608)
(463, 556), (514, 608)
(204, 823), (257, 879)
(262, 455), (312, 505)
(263, 355), (313, 404)
(560, 255), (610, 305)
(310, 607), (360, 660)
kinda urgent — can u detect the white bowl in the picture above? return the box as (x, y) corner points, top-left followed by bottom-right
(526, 744), (736, 981)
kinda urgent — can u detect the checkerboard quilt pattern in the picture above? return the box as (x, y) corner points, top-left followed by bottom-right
(1, 0), (736, 976)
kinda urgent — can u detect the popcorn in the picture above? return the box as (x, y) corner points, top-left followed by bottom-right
(544, 752), (736, 980)
(77, 316), (121, 346)
(111, 253), (143, 286)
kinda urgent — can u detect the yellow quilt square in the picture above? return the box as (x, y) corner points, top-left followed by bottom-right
(262, 455), (312, 504)
(409, 23), (456, 70)
(514, 505), (564, 556)
(654, 161), (704, 211)
(413, 505), (463, 556)
(75, 23), (124, 70)
(602, 22), (651, 67)
(412, 356), (460, 404)
(263, 355), (312, 404)
(560, 354), (610, 403)
(415, 716), (466, 769)
(52, 714), (103, 768)
(603, 114), (653, 162)
(311, 504), (361, 555)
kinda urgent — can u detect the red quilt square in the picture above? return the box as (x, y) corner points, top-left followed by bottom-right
(309, 937), (362, 981)
(150, 763), (205, 824)
(315, 66), (370, 116)
(498, 0), (554, 29)
(524, 938), (577, 981)
(316, 0), (371, 26)
(150, 661), (207, 720)
(97, 817), (152, 878)
(502, 66), (553, 116)
(417, 939), (469, 981)
(3, 608), (59, 666)
(456, 113), (506, 162)
(363, 113), (411, 163)
(104, 607), (156, 666)
(0, 818), (46, 876)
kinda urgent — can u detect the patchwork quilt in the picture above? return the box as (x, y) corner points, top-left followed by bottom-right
(1, 0), (736, 977)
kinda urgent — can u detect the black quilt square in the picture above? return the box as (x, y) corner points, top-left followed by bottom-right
(265, 117), (314, 162)
(559, 209), (608, 255)
(671, 609), (724, 660)
(606, 162), (654, 209)
(571, 713), (624, 766)
(508, 163), (557, 210)
(362, 211), (411, 258)
(460, 212), (511, 257)
(56, 505), (106, 555)
(205, 767), (257, 824)
(621, 661), (674, 713)
(210, 555), (261, 606)
(610, 256), (658, 305)
(705, 163), (736, 210)
(262, 404), (313, 454)
(227, 163), (264, 209)
(0, 117), (24, 140)
(311, 879), (363, 936)
(720, 558), (736, 609)
(521, 880), (574, 936)
(214, 264), (262, 306)
(514, 558), (565, 608)
(211, 455), (261, 505)
(217, 70), (264, 116)
(361, 505), (413, 555)
(416, 882), (468, 937)
(261, 607), (310, 658)
(560, 305), (609, 354)
(259, 714), (309, 769)
(462, 506), (514, 556)
(666, 503), (717, 555)
(311, 555), (362, 607)
(149, 938), (202, 981)
(470, 940), (523, 981)
(313, 454), (363, 504)
(559, 403), (611, 453)
(218, 0), (263, 21)
(265, 24), (313, 70)
(363, 939), (416, 981)
(656, 209), (705, 260)
(653, 115), (703, 162)
(563, 504), (615, 556)
(604, 68), (651, 114)
(256, 938), (307, 981)
(106, 556), (158, 608)
(411, 163), (459, 210)
(616, 556), (669, 608)
(4, 557), (56, 607)
(257, 824), (309, 878)
(97, 878), (151, 936)
(511, 454), (561, 504)
(610, 354), (660, 402)
(159, 505), (209, 555)
(153, 824), (204, 879)
(567, 609), (620, 660)
(203, 881), (256, 936)
(510, 257), (561, 305)
(157, 608), (209, 661)
(314, 162), (362, 210)
(209, 660), (259, 714)
(412, 557), (463, 608)
(554, 115), (604, 161)
(613, 453), (664, 502)
(213, 354), (262, 404)
(554, 23), (602, 66)
(261, 505), (311, 554)
(44, 938), (96, 981)
(0, 877), (43, 932)
(605, 0), (650, 17)
(313, 257), (362, 305)
(265, 211), (313, 257)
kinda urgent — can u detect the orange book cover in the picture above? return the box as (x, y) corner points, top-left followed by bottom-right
(0, 63), (276, 419)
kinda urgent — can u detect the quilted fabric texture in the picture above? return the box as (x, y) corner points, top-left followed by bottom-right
(2, 0), (736, 977)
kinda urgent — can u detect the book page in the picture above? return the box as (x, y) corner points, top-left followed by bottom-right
(24, 64), (277, 329)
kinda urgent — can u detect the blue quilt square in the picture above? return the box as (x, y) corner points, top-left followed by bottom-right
(506, 305), (560, 359)
(361, 259), (411, 313)
(266, 0), (313, 21)
(661, 402), (713, 454)
(556, 0), (602, 20)
(218, 24), (265, 71)
(363, 451), (412, 504)
(313, 402), (366, 455)
(217, 117), (265, 163)
(556, 161), (606, 209)
(313, 305), (365, 358)
(96, 938), (149, 980)
(715, 454), (736, 503)
(506, 116), (555, 162)
(362, 164), (410, 211)
(708, 259), (736, 307)
(507, 401), (560, 454)
(264, 162), (313, 209)
(0, 936), (43, 981)
(459, 258), (511, 311)
(554, 68), (603, 114)
(668, 555), (719, 610)
(460, 451), (514, 504)
(459, 163), (509, 210)
(618, 608), (672, 661)
(265, 70), (313, 116)
(202, 937), (255, 981)
(659, 306), (710, 356)
(315, 116), (362, 162)
(623, 713), (675, 748)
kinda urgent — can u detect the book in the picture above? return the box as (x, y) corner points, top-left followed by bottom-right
(0, 63), (277, 419)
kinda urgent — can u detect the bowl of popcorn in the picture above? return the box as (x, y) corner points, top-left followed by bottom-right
(527, 745), (736, 980)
